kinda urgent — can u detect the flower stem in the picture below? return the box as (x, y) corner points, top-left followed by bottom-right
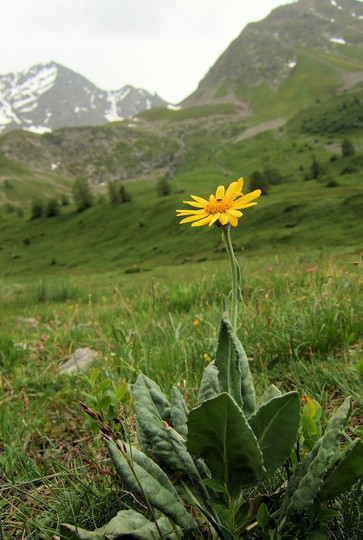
(221, 226), (239, 331)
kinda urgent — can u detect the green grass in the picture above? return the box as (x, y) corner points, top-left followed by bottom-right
(0, 250), (362, 537)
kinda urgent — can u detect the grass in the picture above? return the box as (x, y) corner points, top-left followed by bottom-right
(0, 248), (362, 537)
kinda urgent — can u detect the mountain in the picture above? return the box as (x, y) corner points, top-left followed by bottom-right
(184, 0), (363, 117)
(0, 61), (169, 134)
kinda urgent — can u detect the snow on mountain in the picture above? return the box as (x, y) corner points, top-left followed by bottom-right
(0, 62), (169, 134)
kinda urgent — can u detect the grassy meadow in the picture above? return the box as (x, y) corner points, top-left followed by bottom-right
(1, 247), (362, 538)
(0, 88), (363, 537)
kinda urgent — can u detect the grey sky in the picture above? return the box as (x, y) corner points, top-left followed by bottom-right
(1, 0), (298, 103)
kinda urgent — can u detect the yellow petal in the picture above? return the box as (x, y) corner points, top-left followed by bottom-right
(233, 201), (258, 210)
(176, 209), (206, 216)
(226, 209), (242, 217)
(226, 212), (239, 227)
(225, 177), (243, 199)
(215, 185), (225, 200)
(208, 213), (221, 227)
(181, 200), (206, 208)
(179, 213), (208, 224)
(190, 195), (209, 205)
(191, 215), (214, 227)
(219, 213), (229, 226)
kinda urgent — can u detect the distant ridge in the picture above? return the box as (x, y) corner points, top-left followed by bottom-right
(183, 0), (363, 110)
(0, 61), (169, 134)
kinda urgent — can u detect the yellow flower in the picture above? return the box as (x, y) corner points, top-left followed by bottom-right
(176, 177), (261, 227)
(192, 319), (199, 327)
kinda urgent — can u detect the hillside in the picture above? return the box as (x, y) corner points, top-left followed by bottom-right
(0, 87), (362, 277)
(0, 0), (362, 277)
(184, 0), (363, 122)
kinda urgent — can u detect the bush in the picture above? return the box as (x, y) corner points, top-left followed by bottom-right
(310, 156), (325, 180)
(108, 181), (119, 204)
(249, 170), (269, 194)
(46, 197), (60, 217)
(30, 199), (44, 219)
(341, 138), (355, 158)
(263, 166), (283, 185)
(61, 194), (70, 206)
(157, 177), (171, 196)
(120, 185), (131, 203)
(72, 176), (94, 211)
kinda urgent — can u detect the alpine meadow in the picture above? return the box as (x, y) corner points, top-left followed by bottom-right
(0, 0), (363, 538)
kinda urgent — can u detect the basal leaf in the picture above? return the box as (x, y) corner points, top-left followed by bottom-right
(249, 392), (300, 475)
(187, 392), (265, 498)
(198, 361), (220, 405)
(106, 440), (196, 530)
(256, 384), (282, 409)
(61, 509), (181, 539)
(214, 312), (255, 416)
(281, 396), (352, 523)
(170, 385), (189, 440)
(319, 438), (363, 500)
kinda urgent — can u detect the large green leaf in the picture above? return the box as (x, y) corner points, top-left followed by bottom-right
(170, 385), (189, 440)
(134, 376), (208, 498)
(256, 384), (282, 409)
(280, 397), (352, 524)
(187, 392), (265, 498)
(106, 440), (196, 530)
(214, 312), (255, 417)
(198, 361), (220, 405)
(134, 374), (171, 454)
(319, 438), (363, 500)
(249, 392), (300, 475)
(61, 509), (181, 539)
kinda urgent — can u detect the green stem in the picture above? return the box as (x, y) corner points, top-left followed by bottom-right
(222, 226), (239, 331)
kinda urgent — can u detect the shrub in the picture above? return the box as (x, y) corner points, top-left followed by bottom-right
(157, 177), (171, 196)
(46, 197), (60, 217)
(30, 198), (44, 219)
(72, 176), (94, 211)
(341, 138), (355, 158)
(249, 170), (269, 194)
(119, 185), (131, 203)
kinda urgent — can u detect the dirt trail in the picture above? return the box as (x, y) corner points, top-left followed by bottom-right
(235, 118), (286, 142)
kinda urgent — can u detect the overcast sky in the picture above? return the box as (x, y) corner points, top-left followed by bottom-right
(1, 0), (298, 103)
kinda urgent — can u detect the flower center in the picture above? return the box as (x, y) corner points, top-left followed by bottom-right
(205, 197), (231, 214)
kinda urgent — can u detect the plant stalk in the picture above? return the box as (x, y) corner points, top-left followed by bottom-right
(221, 225), (239, 331)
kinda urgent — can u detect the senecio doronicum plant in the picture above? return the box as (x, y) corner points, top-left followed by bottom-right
(62, 178), (363, 540)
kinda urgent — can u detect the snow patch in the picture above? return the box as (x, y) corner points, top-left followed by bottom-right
(330, 0), (337, 5)
(330, 18), (335, 22)
(288, 61), (297, 69)
(167, 104), (181, 110)
(25, 125), (52, 134)
(104, 91), (124, 122)
(330, 37), (346, 44)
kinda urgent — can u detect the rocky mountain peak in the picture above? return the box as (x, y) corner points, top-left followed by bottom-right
(0, 61), (169, 134)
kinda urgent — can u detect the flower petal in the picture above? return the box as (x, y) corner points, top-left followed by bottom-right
(226, 209), (242, 217)
(181, 200), (206, 208)
(233, 201), (258, 210)
(226, 211), (239, 227)
(216, 185), (225, 199)
(191, 215), (214, 227)
(190, 195), (209, 205)
(179, 213), (209, 224)
(225, 177), (244, 199)
(176, 209), (206, 216)
(219, 213), (229, 226)
(208, 213), (221, 227)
